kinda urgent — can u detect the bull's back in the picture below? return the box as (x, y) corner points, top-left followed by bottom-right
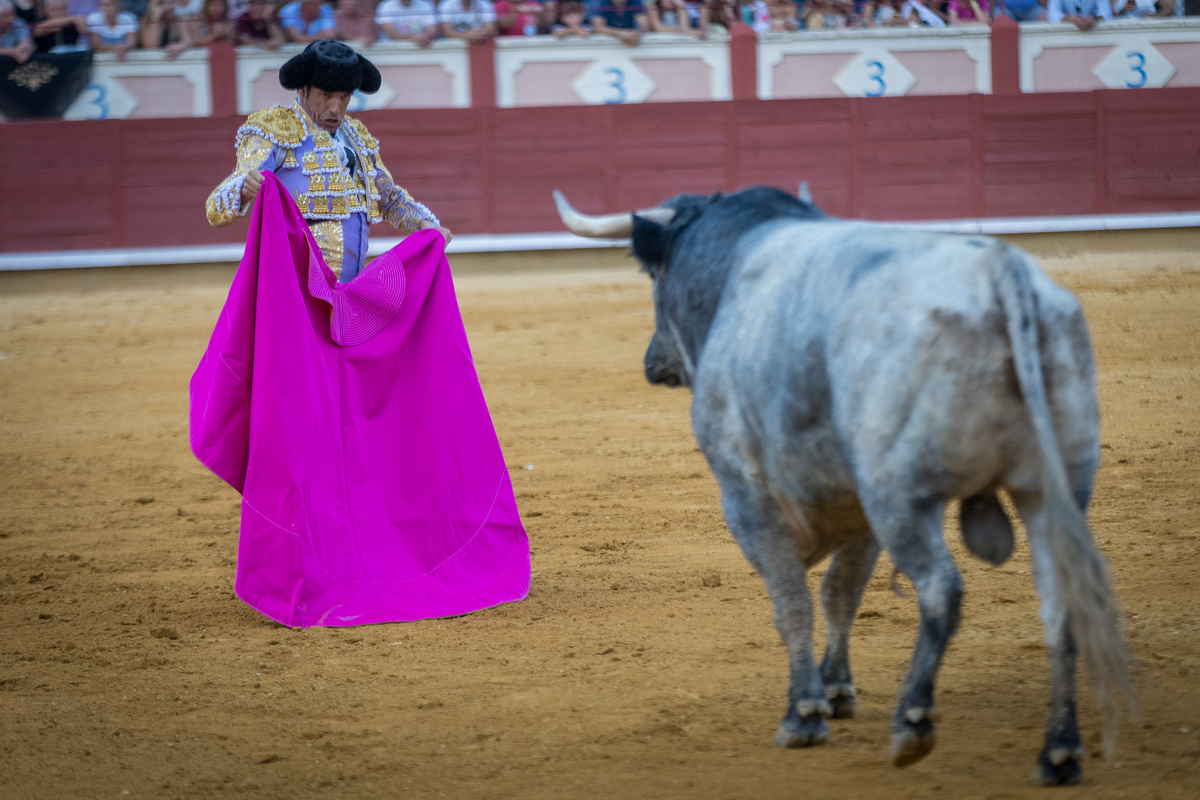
(708, 221), (1092, 503)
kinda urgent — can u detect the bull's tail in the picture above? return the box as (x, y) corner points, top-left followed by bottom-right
(990, 245), (1134, 759)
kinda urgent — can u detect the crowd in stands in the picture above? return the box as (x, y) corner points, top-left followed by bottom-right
(2, 0), (1198, 66)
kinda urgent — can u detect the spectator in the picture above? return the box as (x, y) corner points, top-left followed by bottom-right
(193, 0), (236, 42)
(1111, 0), (1157, 16)
(437, 0), (495, 40)
(141, 0), (194, 57)
(11, 0), (37, 25)
(0, 0), (35, 62)
(236, 0), (285, 46)
(376, 0), (438, 45)
(587, 0), (645, 45)
(125, 0), (152, 18)
(803, 0), (853, 26)
(495, 0), (541, 34)
(66, 0), (99, 15)
(645, 0), (697, 32)
(767, 0), (799, 28)
(997, 0), (1046, 19)
(863, 0), (907, 22)
(33, 0), (88, 50)
(279, 0), (336, 42)
(947, 0), (988, 22)
(551, 0), (590, 33)
(701, 0), (734, 28)
(899, 0), (946, 24)
(335, 0), (376, 40)
(742, 0), (772, 30)
(1047, 0), (1110, 27)
(87, 0), (137, 56)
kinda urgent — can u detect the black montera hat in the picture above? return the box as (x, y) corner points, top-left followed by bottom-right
(279, 40), (382, 95)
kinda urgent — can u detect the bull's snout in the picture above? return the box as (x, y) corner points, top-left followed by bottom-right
(644, 333), (684, 387)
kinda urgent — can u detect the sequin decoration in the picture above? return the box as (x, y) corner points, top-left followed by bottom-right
(208, 103), (440, 232)
(204, 131), (276, 229)
(309, 220), (344, 276)
(234, 105), (304, 152)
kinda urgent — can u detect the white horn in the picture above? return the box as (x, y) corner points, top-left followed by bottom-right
(553, 190), (677, 238)
(554, 190), (633, 238)
(798, 181), (812, 203)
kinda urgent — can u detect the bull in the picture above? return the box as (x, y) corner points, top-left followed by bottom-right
(554, 186), (1134, 784)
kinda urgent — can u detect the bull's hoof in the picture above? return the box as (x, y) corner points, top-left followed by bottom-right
(824, 684), (857, 719)
(775, 700), (832, 748)
(774, 715), (829, 748)
(890, 719), (937, 768)
(1031, 747), (1084, 786)
(829, 694), (856, 719)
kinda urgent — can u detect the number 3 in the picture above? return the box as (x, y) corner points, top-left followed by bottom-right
(1126, 51), (1146, 89)
(865, 60), (886, 97)
(82, 84), (108, 120)
(604, 67), (626, 105)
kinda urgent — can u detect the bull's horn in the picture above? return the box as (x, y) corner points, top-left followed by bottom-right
(798, 181), (812, 203)
(553, 190), (676, 238)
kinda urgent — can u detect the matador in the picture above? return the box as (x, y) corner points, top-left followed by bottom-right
(191, 40), (529, 628)
(205, 40), (450, 280)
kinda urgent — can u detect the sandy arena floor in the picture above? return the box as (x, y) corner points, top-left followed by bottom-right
(0, 248), (1198, 800)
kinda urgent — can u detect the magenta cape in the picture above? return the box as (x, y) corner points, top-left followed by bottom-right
(189, 174), (530, 627)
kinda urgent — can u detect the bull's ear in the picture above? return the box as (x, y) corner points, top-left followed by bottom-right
(631, 214), (667, 275)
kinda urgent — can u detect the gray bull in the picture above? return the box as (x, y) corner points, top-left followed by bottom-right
(555, 187), (1133, 784)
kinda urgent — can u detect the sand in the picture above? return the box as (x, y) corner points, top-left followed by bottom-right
(0, 250), (1197, 799)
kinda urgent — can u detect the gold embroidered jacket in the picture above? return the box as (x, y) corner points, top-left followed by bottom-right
(205, 102), (438, 277)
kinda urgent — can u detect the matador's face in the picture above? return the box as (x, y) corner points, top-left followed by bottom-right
(298, 87), (353, 133)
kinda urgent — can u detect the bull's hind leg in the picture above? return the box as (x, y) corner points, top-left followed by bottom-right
(819, 535), (881, 718)
(1011, 488), (1087, 786)
(716, 478), (831, 748)
(863, 495), (963, 768)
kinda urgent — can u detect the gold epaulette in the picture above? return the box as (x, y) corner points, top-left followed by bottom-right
(344, 117), (380, 156)
(236, 104), (305, 152)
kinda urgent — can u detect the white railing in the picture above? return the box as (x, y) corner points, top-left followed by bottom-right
(236, 40), (470, 115)
(7, 20), (1200, 124)
(494, 32), (731, 107)
(62, 48), (211, 121)
(1019, 18), (1200, 93)
(758, 27), (992, 99)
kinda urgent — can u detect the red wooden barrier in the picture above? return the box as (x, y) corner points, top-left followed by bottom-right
(2, 89), (1199, 253)
(729, 23), (758, 103)
(990, 17), (1020, 97)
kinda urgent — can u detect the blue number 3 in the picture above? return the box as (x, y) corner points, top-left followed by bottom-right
(1126, 51), (1147, 89)
(83, 84), (108, 120)
(604, 67), (626, 105)
(865, 60), (886, 97)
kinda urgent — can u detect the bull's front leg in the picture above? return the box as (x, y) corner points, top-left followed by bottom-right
(769, 548), (832, 748)
(717, 479), (831, 748)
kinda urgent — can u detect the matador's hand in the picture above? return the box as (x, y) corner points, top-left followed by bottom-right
(419, 219), (453, 245)
(241, 170), (265, 208)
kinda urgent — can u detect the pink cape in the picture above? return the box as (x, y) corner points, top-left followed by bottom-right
(189, 174), (530, 627)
